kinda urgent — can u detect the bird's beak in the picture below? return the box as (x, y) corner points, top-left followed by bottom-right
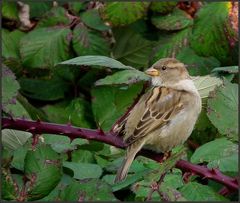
(145, 67), (160, 76)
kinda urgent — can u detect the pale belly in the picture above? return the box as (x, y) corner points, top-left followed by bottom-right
(143, 109), (198, 153)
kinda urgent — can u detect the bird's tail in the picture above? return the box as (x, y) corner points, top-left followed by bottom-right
(114, 143), (144, 183)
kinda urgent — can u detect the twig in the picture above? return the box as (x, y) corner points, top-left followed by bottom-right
(17, 1), (33, 30)
(2, 117), (238, 191)
(146, 172), (167, 201)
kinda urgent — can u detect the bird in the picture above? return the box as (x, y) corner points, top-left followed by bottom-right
(113, 58), (202, 183)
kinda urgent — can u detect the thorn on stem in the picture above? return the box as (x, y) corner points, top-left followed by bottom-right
(26, 126), (36, 132)
(2, 123), (10, 128)
(210, 168), (220, 175)
(97, 128), (105, 136)
(202, 174), (212, 179)
(64, 131), (71, 135)
(233, 179), (238, 184)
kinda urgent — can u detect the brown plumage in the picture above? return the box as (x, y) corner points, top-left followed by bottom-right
(113, 58), (202, 183)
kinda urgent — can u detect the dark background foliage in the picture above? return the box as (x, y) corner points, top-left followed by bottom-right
(2, 1), (238, 201)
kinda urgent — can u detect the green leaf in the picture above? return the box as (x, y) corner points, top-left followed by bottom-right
(63, 162), (102, 180)
(133, 175), (185, 201)
(59, 55), (134, 70)
(211, 66), (238, 74)
(19, 77), (70, 101)
(112, 27), (153, 69)
(2, 65), (20, 108)
(152, 8), (193, 31)
(38, 174), (73, 201)
(79, 140), (104, 152)
(194, 109), (212, 131)
(162, 169), (184, 189)
(104, 157), (146, 174)
(2, 129), (32, 151)
(2, 68), (29, 118)
(60, 179), (117, 201)
(11, 142), (30, 171)
(191, 138), (238, 172)
(2, 29), (25, 59)
(179, 182), (228, 201)
(150, 2), (177, 14)
(20, 27), (71, 69)
(2, 1), (18, 20)
(72, 149), (95, 163)
(192, 75), (223, 100)
(81, 9), (110, 31)
(27, 2), (52, 18)
(211, 66), (238, 82)
(212, 66), (238, 77)
(95, 69), (149, 86)
(16, 93), (47, 121)
(112, 170), (152, 192)
(146, 146), (186, 183)
(152, 28), (192, 62)
(24, 144), (62, 200)
(11, 174), (24, 190)
(2, 148), (13, 168)
(91, 84), (142, 131)
(101, 2), (149, 26)
(54, 65), (80, 82)
(2, 169), (17, 200)
(42, 134), (74, 153)
(133, 147), (186, 200)
(190, 2), (236, 64)
(37, 7), (71, 27)
(176, 47), (220, 76)
(68, 2), (86, 15)
(3, 99), (31, 118)
(160, 186), (186, 201)
(207, 80), (238, 139)
(2, 58), (23, 78)
(42, 98), (95, 128)
(72, 23), (110, 56)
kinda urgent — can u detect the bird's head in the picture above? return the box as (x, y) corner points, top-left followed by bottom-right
(145, 58), (190, 86)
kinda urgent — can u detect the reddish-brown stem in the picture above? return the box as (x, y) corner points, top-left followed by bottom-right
(2, 117), (238, 191)
(2, 117), (125, 149)
(176, 161), (238, 191)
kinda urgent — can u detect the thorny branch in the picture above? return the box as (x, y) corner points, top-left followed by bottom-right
(2, 117), (238, 192)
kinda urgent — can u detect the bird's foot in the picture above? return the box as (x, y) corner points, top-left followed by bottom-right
(162, 151), (171, 161)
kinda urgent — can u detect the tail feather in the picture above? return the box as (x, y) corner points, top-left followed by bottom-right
(114, 143), (144, 183)
(114, 154), (135, 183)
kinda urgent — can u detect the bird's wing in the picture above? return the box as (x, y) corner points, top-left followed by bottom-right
(111, 90), (151, 135)
(124, 87), (184, 145)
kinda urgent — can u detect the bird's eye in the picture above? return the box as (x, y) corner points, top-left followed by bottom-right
(162, 66), (167, 71)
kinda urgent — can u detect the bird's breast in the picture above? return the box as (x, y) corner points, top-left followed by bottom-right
(144, 107), (199, 153)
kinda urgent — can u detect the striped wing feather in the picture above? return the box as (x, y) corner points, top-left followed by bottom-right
(124, 87), (184, 145)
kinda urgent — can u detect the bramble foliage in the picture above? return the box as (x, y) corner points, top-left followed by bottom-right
(2, 1), (238, 201)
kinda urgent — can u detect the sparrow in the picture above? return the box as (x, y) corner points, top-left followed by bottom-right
(113, 58), (202, 183)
